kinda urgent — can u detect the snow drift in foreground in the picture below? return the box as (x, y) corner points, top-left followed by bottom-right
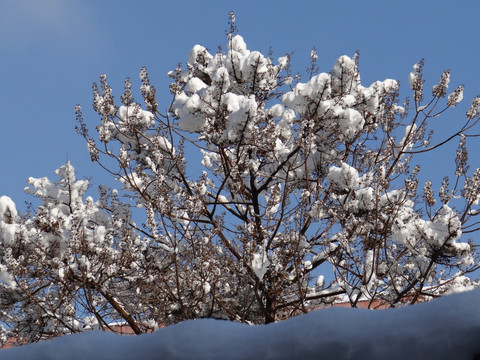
(3, 290), (480, 360)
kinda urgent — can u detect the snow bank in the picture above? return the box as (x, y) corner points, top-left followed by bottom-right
(3, 290), (480, 360)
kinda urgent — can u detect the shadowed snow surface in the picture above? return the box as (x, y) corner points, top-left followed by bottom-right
(2, 290), (480, 360)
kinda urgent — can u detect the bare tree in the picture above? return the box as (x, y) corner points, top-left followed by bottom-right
(1, 16), (480, 344)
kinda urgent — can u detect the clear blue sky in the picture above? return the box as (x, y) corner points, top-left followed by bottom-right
(1, 0), (479, 209)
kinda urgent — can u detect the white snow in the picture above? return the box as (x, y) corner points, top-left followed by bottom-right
(408, 63), (419, 90)
(0, 196), (17, 222)
(187, 45), (213, 67)
(117, 105), (155, 128)
(203, 282), (211, 294)
(2, 290), (480, 359)
(327, 162), (360, 190)
(185, 77), (208, 94)
(251, 252), (269, 280)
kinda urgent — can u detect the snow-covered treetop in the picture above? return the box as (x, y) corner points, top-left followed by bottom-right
(1, 20), (480, 345)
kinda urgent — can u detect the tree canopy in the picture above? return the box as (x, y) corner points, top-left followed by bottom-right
(1, 18), (480, 343)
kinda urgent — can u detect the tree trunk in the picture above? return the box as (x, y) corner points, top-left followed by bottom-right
(265, 297), (276, 324)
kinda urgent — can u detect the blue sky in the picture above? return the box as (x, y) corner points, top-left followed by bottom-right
(1, 0), (480, 210)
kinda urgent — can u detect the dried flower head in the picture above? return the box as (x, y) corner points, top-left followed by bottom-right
(447, 85), (464, 107)
(409, 60), (425, 103)
(455, 134), (469, 177)
(466, 96), (480, 119)
(423, 180), (436, 207)
(432, 69), (450, 98)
